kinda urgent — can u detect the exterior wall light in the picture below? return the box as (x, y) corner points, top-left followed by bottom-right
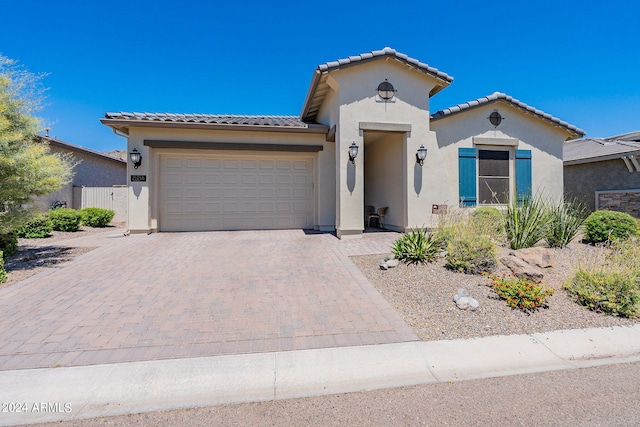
(377, 79), (396, 101)
(130, 148), (142, 169)
(489, 110), (503, 127)
(416, 145), (427, 166)
(348, 142), (359, 164)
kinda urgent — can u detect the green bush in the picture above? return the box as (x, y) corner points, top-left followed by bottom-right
(583, 210), (639, 244)
(445, 233), (496, 274)
(504, 194), (550, 250)
(0, 251), (6, 283)
(392, 228), (444, 264)
(545, 199), (588, 248)
(17, 215), (52, 238)
(80, 207), (115, 227)
(565, 270), (640, 318)
(489, 274), (554, 312)
(49, 208), (82, 232)
(0, 232), (18, 257)
(471, 207), (504, 239)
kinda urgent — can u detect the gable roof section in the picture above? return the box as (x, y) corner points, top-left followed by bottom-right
(301, 47), (453, 122)
(431, 92), (585, 139)
(36, 135), (126, 165)
(101, 112), (328, 135)
(604, 130), (640, 142)
(564, 137), (640, 165)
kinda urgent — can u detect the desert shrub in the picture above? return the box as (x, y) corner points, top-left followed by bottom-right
(471, 206), (504, 239)
(564, 238), (640, 318)
(445, 233), (496, 274)
(392, 228), (444, 264)
(0, 232), (18, 257)
(583, 210), (639, 244)
(504, 193), (550, 250)
(17, 215), (52, 238)
(545, 199), (588, 248)
(0, 251), (6, 283)
(488, 274), (554, 312)
(49, 208), (82, 232)
(80, 208), (115, 227)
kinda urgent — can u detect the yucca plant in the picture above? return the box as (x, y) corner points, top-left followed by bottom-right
(504, 193), (550, 250)
(392, 227), (444, 264)
(545, 199), (588, 248)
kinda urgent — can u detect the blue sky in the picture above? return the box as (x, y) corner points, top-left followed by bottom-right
(2, 0), (639, 152)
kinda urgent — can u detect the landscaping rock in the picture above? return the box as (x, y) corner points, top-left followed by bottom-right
(384, 254), (396, 261)
(510, 247), (557, 269)
(386, 259), (399, 268)
(499, 255), (544, 283)
(453, 289), (479, 311)
(379, 260), (388, 270)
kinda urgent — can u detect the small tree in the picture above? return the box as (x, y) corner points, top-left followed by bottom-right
(0, 54), (74, 235)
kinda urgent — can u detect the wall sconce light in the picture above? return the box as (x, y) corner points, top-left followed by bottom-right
(377, 79), (396, 101)
(348, 142), (359, 164)
(488, 110), (503, 127)
(416, 145), (427, 166)
(130, 148), (142, 169)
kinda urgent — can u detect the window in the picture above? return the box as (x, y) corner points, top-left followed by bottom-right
(478, 150), (509, 204)
(458, 148), (532, 207)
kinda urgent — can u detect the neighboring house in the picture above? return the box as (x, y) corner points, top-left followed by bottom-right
(101, 47), (584, 238)
(36, 136), (128, 221)
(564, 132), (640, 217)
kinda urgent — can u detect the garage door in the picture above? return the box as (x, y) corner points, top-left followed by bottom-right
(159, 155), (314, 231)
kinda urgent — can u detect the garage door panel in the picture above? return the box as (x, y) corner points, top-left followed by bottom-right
(160, 154), (313, 231)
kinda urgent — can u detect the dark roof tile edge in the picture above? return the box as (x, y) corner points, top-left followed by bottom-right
(316, 47), (454, 83)
(104, 112), (313, 128)
(431, 92), (585, 137)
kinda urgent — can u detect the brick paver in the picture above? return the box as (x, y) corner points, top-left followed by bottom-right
(0, 229), (416, 370)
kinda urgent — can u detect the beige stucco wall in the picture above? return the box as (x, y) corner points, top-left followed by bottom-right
(432, 102), (568, 209)
(317, 59), (446, 236)
(125, 126), (331, 233)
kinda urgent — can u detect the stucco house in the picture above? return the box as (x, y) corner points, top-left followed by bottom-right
(101, 47), (584, 238)
(36, 135), (128, 221)
(564, 131), (640, 217)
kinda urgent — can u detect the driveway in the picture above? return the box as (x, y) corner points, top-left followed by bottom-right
(0, 230), (417, 370)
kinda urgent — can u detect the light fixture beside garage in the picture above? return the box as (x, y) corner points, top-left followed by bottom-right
(348, 142), (359, 164)
(129, 148), (142, 169)
(377, 79), (396, 101)
(416, 145), (427, 166)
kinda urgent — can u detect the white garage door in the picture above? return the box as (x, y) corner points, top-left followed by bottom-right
(159, 155), (314, 231)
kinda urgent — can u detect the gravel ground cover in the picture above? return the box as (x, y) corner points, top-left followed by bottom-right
(350, 243), (639, 341)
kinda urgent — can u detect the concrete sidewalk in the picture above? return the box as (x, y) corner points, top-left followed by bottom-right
(2, 324), (639, 426)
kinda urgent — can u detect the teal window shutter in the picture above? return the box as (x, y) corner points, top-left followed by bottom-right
(515, 149), (532, 202)
(458, 148), (477, 206)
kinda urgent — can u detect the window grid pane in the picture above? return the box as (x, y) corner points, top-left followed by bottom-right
(478, 150), (510, 205)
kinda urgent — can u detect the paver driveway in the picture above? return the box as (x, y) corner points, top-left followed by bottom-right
(0, 230), (417, 370)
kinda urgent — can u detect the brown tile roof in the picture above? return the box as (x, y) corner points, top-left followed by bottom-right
(104, 112), (311, 127)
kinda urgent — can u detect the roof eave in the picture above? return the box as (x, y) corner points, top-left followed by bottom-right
(564, 150), (640, 165)
(100, 119), (329, 135)
(37, 135), (126, 164)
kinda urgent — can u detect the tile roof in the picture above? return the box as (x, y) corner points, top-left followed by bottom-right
(604, 130), (640, 142)
(431, 92), (586, 138)
(564, 137), (640, 164)
(103, 112), (311, 127)
(317, 47), (453, 83)
(301, 47), (453, 121)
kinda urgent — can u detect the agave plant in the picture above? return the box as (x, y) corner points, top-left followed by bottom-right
(392, 227), (444, 264)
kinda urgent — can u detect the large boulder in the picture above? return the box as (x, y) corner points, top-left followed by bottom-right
(510, 247), (557, 269)
(499, 255), (544, 283)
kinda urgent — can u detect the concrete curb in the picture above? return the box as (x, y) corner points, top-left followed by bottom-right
(1, 324), (639, 426)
